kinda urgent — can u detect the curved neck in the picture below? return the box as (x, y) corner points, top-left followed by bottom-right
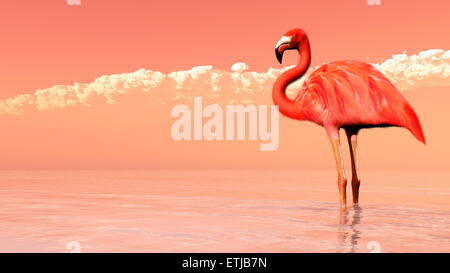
(272, 37), (311, 120)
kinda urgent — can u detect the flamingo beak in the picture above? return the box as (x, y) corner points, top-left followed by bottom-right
(275, 48), (284, 64)
(275, 36), (292, 64)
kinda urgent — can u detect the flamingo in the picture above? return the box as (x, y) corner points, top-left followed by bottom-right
(273, 28), (425, 209)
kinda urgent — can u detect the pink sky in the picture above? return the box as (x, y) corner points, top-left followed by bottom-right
(0, 1), (449, 169)
(1, 0), (449, 98)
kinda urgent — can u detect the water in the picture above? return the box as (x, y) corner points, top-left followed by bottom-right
(0, 170), (449, 252)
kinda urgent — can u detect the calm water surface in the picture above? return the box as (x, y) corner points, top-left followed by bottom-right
(0, 170), (449, 252)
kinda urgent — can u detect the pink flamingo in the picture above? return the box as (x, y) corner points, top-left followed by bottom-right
(273, 28), (425, 209)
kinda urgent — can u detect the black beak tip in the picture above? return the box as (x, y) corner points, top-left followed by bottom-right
(275, 48), (283, 64)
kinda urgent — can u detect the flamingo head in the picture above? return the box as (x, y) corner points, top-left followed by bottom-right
(275, 28), (307, 64)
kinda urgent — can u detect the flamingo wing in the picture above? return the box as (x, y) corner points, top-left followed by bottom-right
(298, 60), (425, 143)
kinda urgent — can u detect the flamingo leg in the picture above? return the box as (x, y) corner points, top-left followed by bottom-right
(345, 128), (361, 205)
(328, 131), (347, 209)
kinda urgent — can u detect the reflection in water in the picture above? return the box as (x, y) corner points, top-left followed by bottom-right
(337, 205), (363, 253)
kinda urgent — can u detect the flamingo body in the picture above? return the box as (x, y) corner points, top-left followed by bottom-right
(297, 60), (425, 143)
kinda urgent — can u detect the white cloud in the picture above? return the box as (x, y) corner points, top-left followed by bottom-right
(373, 49), (450, 90)
(1, 49), (449, 115)
(230, 62), (250, 72)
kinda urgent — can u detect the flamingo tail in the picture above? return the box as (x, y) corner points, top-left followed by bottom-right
(403, 104), (426, 144)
